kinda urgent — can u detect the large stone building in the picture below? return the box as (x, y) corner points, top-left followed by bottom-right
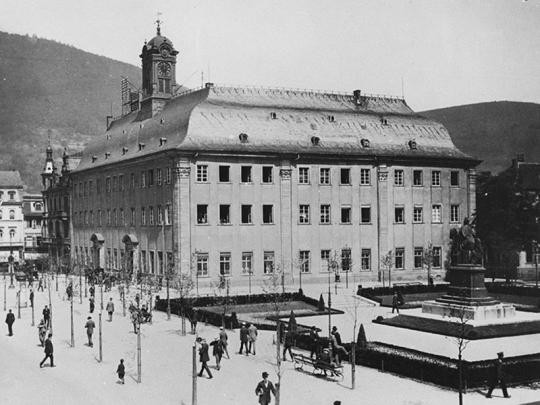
(67, 27), (479, 288)
(22, 193), (47, 262)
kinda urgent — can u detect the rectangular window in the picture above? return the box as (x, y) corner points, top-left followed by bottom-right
(149, 251), (155, 274)
(395, 248), (405, 269)
(141, 250), (147, 273)
(451, 171), (460, 187)
(263, 251), (275, 274)
(395, 206), (405, 223)
(341, 248), (352, 271)
(165, 204), (171, 225)
(320, 250), (330, 272)
(241, 205), (252, 224)
(413, 206), (423, 223)
(119, 208), (124, 226)
(106, 178), (111, 193)
(263, 205), (273, 224)
(341, 206), (351, 224)
(413, 171), (423, 186)
(219, 165), (230, 182)
(147, 170), (154, 186)
(220, 252), (231, 276)
(299, 167), (310, 184)
(299, 204), (310, 224)
(340, 168), (351, 185)
(197, 205), (208, 224)
(432, 204), (442, 223)
(319, 168), (330, 185)
(219, 204), (230, 224)
(130, 208), (135, 226)
(165, 167), (171, 184)
(361, 249), (371, 271)
(196, 253), (208, 277)
(141, 207), (146, 226)
(157, 168), (162, 186)
(432, 170), (441, 186)
(320, 204), (330, 224)
(114, 249), (119, 270)
(262, 166), (273, 183)
(360, 168), (371, 185)
(433, 247), (442, 268)
(157, 205), (163, 225)
(241, 166), (252, 183)
(197, 165), (208, 182)
(149, 206), (154, 225)
(414, 247), (423, 268)
(451, 204), (460, 223)
(158, 251), (163, 275)
(361, 206), (371, 223)
(130, 173), (135, 189)
(89, 180), (93, 195)
(119, 175), (125, 191)
(107, 209), (111, 226)
(242, 252), (253, 275)
(394, 169), (404, 186)
(299, 250), (310, 273)
(112, 176), (117, 192)
(141, 172), (146, 188)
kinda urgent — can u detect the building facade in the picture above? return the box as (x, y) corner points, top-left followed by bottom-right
(0, 171), (25, 265)
(68, 28), (479, 288)
(22, 193), (47, 262)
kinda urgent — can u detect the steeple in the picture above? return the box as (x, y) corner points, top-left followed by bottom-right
(42, 134), (56, 190)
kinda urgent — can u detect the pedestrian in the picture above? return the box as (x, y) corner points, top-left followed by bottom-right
(392, 291), (400, 314)
(210, 337), (224, 370)
(239, 322), (249, 355)
(89, 285), (95, 298)
(486, 352), (510, 398)
(66, 283), (73, 300)
(42, 305), (51, 328)
(38, 319), (47, 346)
(248, 323), (258, 355)
(116, 359), (125, 384)
(29, 289), (34, 308)
(85, 316), (96, 347)
(255, 371), (276, 405)
(5, 309), (15, 336)
(331, 326), (348, 365)
(131, 308), (138, 333)
(282, 329), (294, 361)
(219, 326), (229, 359)
(37, 277), (44, 292)
(118, 284), (125, 301)
(89, 297), (95, 314)
(197, 338), (213, 379)
(309, 326), (320, 359)
(190, 309), (198, 334)
(106, 298), (115, 322)
(39, 333), (54, 368)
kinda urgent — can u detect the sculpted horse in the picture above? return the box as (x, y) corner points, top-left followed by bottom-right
(450, 217), (483, 265)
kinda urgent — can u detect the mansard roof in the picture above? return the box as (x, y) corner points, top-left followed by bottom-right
(74, 85), (478, 172)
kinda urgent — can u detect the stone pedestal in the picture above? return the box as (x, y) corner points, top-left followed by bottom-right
(422, 264), (516, 321)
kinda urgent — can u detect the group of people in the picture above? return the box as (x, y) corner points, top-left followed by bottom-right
(196, 325), (232, 378)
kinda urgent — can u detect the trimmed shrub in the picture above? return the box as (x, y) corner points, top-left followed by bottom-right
(318, 294), (326, 311)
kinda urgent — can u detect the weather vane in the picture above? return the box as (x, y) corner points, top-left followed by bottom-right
(155, 12), (163, 35)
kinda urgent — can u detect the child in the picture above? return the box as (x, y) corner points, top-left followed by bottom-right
(116, 359), (125, 384)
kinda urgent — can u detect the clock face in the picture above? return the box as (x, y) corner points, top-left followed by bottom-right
(160, 47), (170, 57)
(158, 62), (171, 77)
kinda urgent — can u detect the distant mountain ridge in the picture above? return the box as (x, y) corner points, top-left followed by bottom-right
(0, 31), (141, 191)
(421, 101), (540, 174)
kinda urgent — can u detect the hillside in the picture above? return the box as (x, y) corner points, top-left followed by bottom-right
(0, 31), (141, 191)
(421, 102), (540, 174)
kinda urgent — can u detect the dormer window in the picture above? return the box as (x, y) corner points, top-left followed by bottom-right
(361, 139), (370, 148)
(328, 115), (335, 123)
(104, 152), (111, 159)
(160, 118), (165, 125)
(106, 134), (112, 140)
(270, 112), (277, 119)
(408, 140), (417, 150)
(138, 143), (145, 151)
(122, 147), (129, 155)
(311, 136), (320, 146)
(92, 156), (98, 163)
(159, 137), (167, 146)
(380, 117), (388, 125)
(239, 133), (248, 143)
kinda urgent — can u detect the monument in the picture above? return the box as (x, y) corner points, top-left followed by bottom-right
(422, 218), (515, 320)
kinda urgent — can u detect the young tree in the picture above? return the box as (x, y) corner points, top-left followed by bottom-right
(445, 306), (472, 405)
(380, 250), (394, 288)
(422, 243), (435, 286)
(173, 256), (195, 336)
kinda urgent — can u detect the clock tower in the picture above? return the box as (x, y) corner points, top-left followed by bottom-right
(140, 20), (178, 117)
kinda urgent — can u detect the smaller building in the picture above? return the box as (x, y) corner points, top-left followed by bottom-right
(0, 171), (25, 265)
(22, 194), (47, 262)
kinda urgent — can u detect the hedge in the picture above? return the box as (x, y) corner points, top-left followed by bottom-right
(359, 284), (449, 303)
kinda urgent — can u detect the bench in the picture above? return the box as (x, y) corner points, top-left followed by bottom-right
(291, 352), (344, 380)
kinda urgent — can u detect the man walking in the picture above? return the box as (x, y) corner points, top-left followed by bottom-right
(309, 326), (320, 359)
(37, 277), (44, 292)
(89, 285), (95, 299)
(106, 298), (115, 322)
(282, 329), (294, 361)
(29, 289), (34, 308)
(116, 359), (125, 384)
(219, 327), (229, 359)
(255, 371), (276, 405)
(248, 323), (258, 355)
(89, 297), (95, 314)
(85, 316), (96, 347)
(486, 352), (510, 398)
(39, 333), (54, 368)
(5, 309), (15, 336)
(239, 322), (249, 355)
(391, 291), (400, 314)
(42, 305), (51, 328)
(197, 338), (213, 379)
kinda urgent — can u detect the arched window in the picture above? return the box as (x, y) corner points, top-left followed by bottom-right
(35, 202), (43, 210)
(0, 229), (3, 238)
(0, 209), (3, 219)
(9, 229), (15, 238)
(9, 210), (15, 220)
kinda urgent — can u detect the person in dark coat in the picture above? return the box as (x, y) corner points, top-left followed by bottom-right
(309, 326), (320, 359)
(66, 283), (73, 300)
(116, 359), (125, 384)
(239, 322), (249, 355)
(29, 289), (34, 308)
(5, 309), (15, 336)
(210, 337), (224, 370)
(89, 297), (95, 314)
(255, 371), (276, 405)
(85, 316), (96, 347)
(197, 338), (213, 378)
(190, 309), (198, 334)
(89, 285), (95, 298)
(486, 352), (510, 398)
(391, 291), (400, 314)
(282, 329), (294, 361)
(40, 333), (54, 367)
(38, 319), (47, 346)
(42, 305), (51, 328)
(219, 327), (229, 359)
(37, 277), (44, 292)
(331, 326), (348, 365)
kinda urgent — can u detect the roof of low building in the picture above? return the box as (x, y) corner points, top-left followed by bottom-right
(0, 171), (24, 188)
(74, 85), (478, 173)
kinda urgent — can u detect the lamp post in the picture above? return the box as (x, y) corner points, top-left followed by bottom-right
(8, 252), (15, 288)
(327, 265), (333, 359)
(533, 241), (538, 289)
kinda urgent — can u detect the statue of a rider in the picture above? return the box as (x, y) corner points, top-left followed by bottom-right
(450, 217), (483, 265)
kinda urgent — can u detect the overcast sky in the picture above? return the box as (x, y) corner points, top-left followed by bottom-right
(1, 0), (539, 111)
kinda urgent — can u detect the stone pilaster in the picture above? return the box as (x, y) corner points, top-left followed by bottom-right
(279, 163), (293, 277)
(467, 168), (477, 218)
(174, 158), (192, 276)
(377, 165), (389, 280)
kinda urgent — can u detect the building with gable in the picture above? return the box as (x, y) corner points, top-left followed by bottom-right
(67, 26), (479, 289)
